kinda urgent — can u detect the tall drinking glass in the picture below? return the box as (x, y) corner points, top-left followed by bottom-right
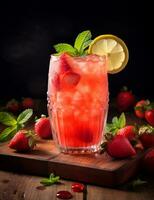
(47, 53), (108, 153)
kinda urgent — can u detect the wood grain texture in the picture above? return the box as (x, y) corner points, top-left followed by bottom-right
(87, 183), (154, 200)
(0, 140), (146, 187)
(0, 171), (83, 200)
(1, 170), (154, 200)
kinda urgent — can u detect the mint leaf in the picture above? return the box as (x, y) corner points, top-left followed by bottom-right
(119, 113), (126, 128)
(54, 43), (78, 56)
(40, 173), (60, 186)
(0, 112), (17, 126)
(112, 116), (119, 125)
(0, 126), (17, 142)
(74, 30), (92, 54)
(17, 109), (33, 124)
(82, 39), (92, 50)
(132, 178), (147, 188)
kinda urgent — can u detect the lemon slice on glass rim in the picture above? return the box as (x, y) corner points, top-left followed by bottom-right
(88, 34), (129, 74)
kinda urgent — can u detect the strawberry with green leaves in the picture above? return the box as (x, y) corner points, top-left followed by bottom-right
(9, 130), (36, 152)
(106, 113), (136, 141)
(102, 113), (137, 158)
(134, 99), (154, 126)
(134, 100), (149, 119)
(138, 125), (154, 148)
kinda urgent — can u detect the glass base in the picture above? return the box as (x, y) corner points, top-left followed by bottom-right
(59, 145), (100, 154)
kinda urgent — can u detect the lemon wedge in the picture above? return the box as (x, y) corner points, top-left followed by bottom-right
(88, 34), (129, 74)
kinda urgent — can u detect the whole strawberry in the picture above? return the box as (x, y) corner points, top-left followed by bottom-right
(35, 115), (52, 139)
(117, 125), (136, 141)
(134, 100), (149, 119)
(145, 109), (154, 126)
(142, 149), (154, 174)
(106, 135), (136, 158)
(116, 86), (135, 112)
(103, 113), (136, 158)
(9, 130), (36, 152)
(6, 99), (20, 113)
(22, 98), (34, 109)
(139, 125), (154, 148)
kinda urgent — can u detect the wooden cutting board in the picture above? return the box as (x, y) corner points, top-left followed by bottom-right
(0, 140), (146, 187)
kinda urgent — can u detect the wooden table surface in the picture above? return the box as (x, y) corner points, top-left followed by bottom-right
(0, 170), (154, 200)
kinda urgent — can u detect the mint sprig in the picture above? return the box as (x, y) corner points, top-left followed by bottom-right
(54, 43), (78, 56)
(54, 30), (92, 56)
(0, 109), (33, 142)
(105, 113), (126, 135)
(40, 173), (60, 186)
(74, 30), (92, 55)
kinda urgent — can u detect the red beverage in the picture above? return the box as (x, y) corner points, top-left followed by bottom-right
(47, 53), (108, 153)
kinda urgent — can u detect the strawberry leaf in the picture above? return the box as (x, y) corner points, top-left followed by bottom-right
(119, 112), (126, 128)
(112, 116), (119, 126)
(0, 112), (17, 126)
(105, 113), (126, 136)
(139, 125), (154, 135)
(0, 126), (17, 142)
(17, 109), (33, 124)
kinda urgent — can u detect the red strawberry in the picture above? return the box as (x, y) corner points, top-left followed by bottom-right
(35, 115), (52, 139)
(142, 149), (154, 174)
(139, 125), (154, 148)
(52, 72), (60, 90)
(9, 130), (36, 152)
(59, 53), (71, 74)
(6, 99), (20, 113)
(134, 100), (149, 119)
(61, 71), (80, 88)
(107, 135), (136, 158)
(145, 109), (154, 126)
(117, 125), (136, 141)
(116, 87), (135, 112)
(22, 98), (34, 109)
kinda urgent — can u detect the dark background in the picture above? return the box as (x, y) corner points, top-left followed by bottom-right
(0, 1), (150, 100)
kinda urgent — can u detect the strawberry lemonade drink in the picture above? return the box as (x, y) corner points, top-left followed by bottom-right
(47, 31), (128, 153)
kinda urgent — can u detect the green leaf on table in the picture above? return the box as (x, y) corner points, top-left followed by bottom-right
(54, 43), (78, 56)
(74, 30), (92, 54)
(131, 178), (147, 188)
(40, 173), (60, 186)
(17, 109), (33, 124)
(0, 126), (17, 142)
(0, 112), (17, 126)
